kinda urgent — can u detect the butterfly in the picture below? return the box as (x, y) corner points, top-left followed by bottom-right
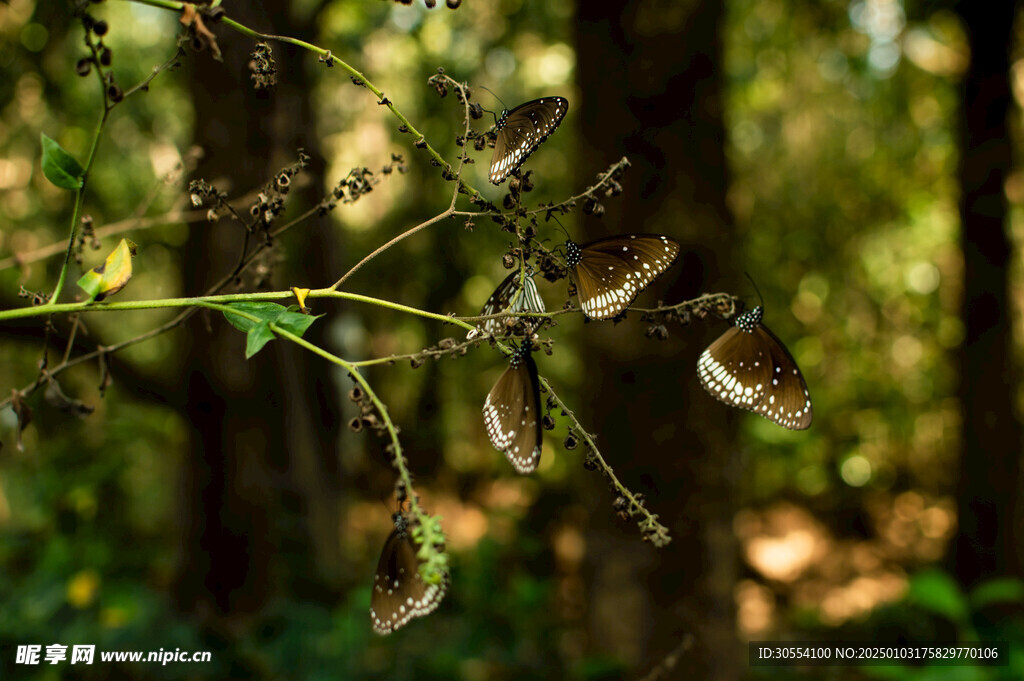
(696, 305), (812, 430)
(469, 271), (546, 338)
(564, 234), (681, 320)
(370, 511), (448, 635)
(489, 97), (568, 184)
(482, 344), (543, 473)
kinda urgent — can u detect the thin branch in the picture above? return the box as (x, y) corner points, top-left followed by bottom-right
(329, 210), (455, 290)
(217, 17), (484, 205)
(436, 74), (475, 211)
(0, 208), (208, 272)
(632, 291), (738, 316)
(541, 374), (671, 546)
(122, 44), (185, 100)
(350, 336), (477, 368)
(453, 156), (631, 220)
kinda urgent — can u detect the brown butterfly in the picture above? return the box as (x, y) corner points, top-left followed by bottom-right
(564, 234), (680, 319)
(370, 511), (448, 634)
(482, 344), (543, 473)
(489, 97), (568, 184)
(697, 305), (812, 430)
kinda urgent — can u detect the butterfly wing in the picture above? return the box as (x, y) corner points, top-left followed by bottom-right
(571, 234), (680, 320)
(697, 307), (812, 430)
(476, 272), (546, 337)
(509, 273), (546, 317)
(370, 522), (448, 635)
(489, 97), (568, 184)
(482, 349), (543, 473)
(697, 326), (773, 411)
(751, 325), (813, 430)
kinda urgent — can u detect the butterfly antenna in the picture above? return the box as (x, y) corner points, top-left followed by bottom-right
(547, 213), (572, 242)
(478, 85), (508, 110)
(744, 272), (765, 308)
(478, 85), (506, 124)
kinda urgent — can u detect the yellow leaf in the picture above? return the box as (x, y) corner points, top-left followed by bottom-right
(77, 238), (137, 302)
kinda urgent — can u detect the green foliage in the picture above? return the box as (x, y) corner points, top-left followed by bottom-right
(861, 572), (1024, 681)
(909, 569), (970, 625)
(40, 132), (84, 190)
(222, 302), (322, 358)
(969, 579), (1024, 610)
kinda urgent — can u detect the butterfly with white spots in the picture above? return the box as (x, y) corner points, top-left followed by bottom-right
(469, 270), (546, 339)
(697, 306), (812, 430)
(482, 344), (543, 473)
(371, 511), (449, 635)
(489, 97), (568, 184)
(564, 234), (681, 320)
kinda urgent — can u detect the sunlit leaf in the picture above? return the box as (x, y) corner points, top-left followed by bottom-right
(76, 238), (137, 302)
(40, 132), (84, 190)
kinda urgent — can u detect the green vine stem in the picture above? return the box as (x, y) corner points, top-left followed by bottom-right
(45, 63), (109, 305)
(46, 10), (181, 305)
(195, 301), (449, 584)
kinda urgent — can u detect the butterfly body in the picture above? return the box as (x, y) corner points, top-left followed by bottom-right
(472, 271), (546, 338)
(489, 97), (568, 184)
(371, 511), (448, 635)
(697, 306), (812, 430)
(483, 345), (543, 473)
(565, 234), (681, 320)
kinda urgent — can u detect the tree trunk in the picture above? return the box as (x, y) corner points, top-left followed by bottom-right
(173, 2), (345, 641)
(951, 0), (1023, 587)
(575, 1), (740, 677)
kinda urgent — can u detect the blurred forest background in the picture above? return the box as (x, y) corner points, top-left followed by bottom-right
(1, 0), (1022, 679)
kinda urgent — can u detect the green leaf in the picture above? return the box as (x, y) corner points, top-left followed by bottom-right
(222, 302), (287, 332)
(274, 309), (321, 336)
(969, 577), (1024, 608)
(223, 302), (321, 359)
(907, 569), (969, 623)
(76, 238), (137, 302)
(245, 321), (276, 358)
(41, 133), (84, 190)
